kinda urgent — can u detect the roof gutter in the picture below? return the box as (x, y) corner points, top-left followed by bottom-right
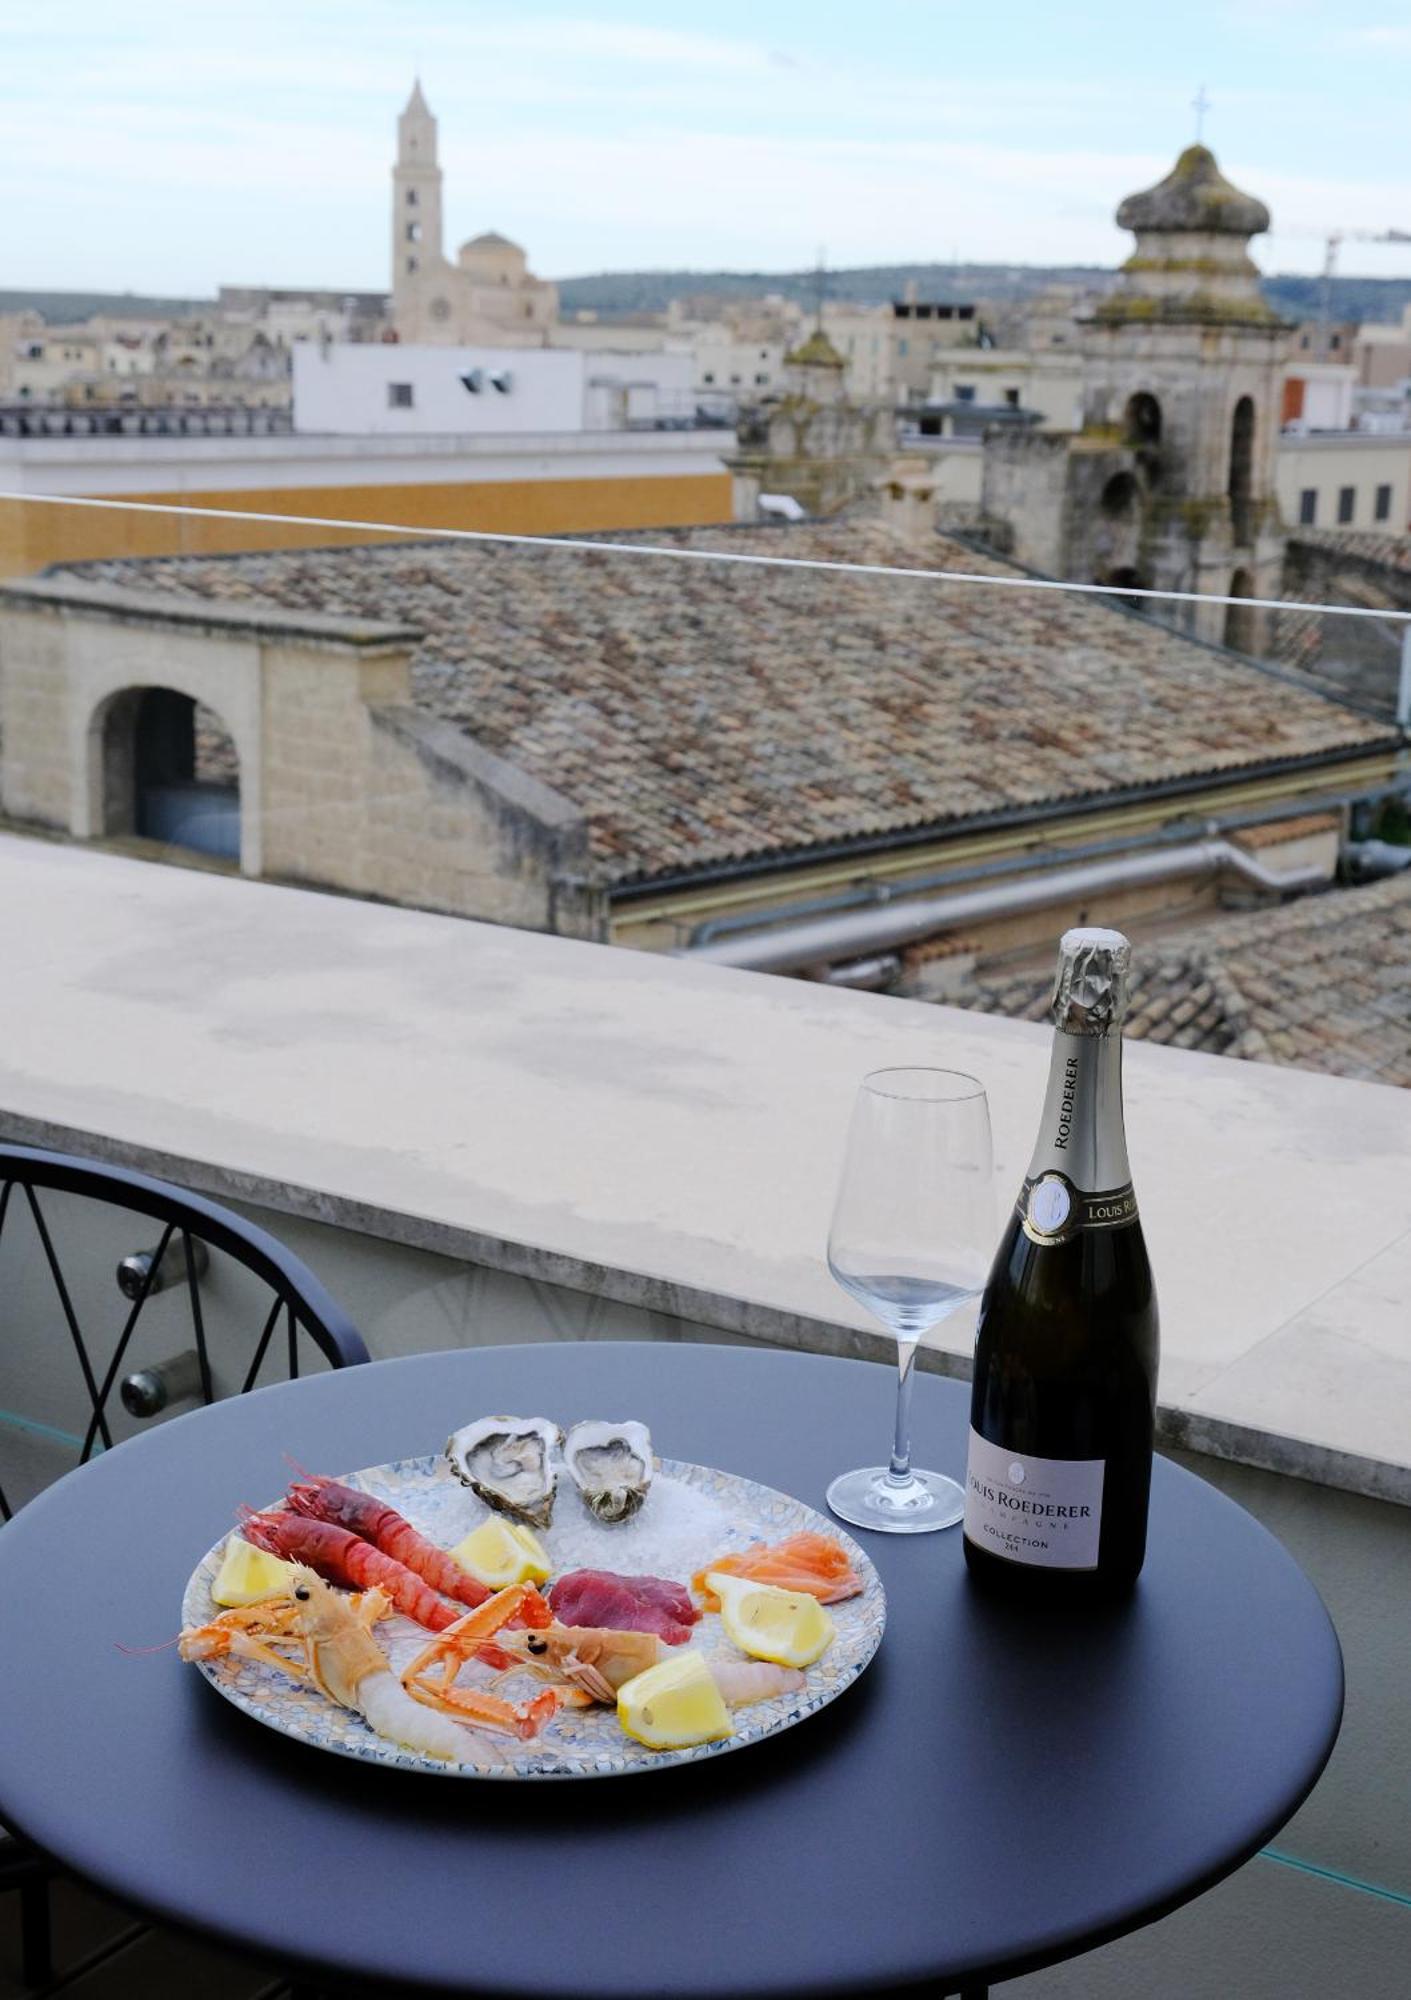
(613, 740), (1403, 905)
(682, 840), (1327, 976)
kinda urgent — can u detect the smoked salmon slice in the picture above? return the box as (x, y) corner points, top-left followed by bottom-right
(693, 1532), (862, 1609)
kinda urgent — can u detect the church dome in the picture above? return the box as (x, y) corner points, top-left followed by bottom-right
(1116, 146), (1270, 238)
(783, 327), (846, 370)
(460, 231), (522, 254)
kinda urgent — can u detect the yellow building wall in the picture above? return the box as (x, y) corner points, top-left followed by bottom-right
(0, 472), (733, 577)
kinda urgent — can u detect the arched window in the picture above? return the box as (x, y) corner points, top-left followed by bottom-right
(1124, 392), (1162, 447)
(1228, 397), (1255, 545)
(99, 689), (240, 861)
(1224, 568), (1256, 653)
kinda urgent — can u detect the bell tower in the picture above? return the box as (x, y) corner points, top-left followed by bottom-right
(981, 146), (1290, 651)
(391, 81), (443, 335)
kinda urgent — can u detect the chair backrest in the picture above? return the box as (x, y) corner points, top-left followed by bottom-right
(0, 1143), (370, 1520)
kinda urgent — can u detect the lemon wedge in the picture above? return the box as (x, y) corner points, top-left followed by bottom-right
(450, 1516), (552, 1588)
(706, 1571), (835, 1669)
(211, 1536), (297, 1608)
(617, 1651), (734, 1751)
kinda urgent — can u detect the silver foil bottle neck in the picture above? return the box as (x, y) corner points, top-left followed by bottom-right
(1049, 927), (1132, 1037)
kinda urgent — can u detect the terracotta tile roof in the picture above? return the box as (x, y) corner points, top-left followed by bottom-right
(1290, 528), (1411, 577)
(64, 523), (1395, 888)
(952, 872), (1411, 1087)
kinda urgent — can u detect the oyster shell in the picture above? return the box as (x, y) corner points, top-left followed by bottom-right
(445, 1416), (561, 1528)
(563, 1419), (654, 1524)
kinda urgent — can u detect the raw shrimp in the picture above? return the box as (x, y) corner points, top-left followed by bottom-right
(400, 1585), (561, 1740)
(501, 1623), (805, 1709)
(241, 1511), (461, 1632)
(285, 1568), (471, 1762)
(284, 1476), (493, 1610)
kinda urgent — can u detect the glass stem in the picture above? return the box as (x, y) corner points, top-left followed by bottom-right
(888, 1338), (919, 1487)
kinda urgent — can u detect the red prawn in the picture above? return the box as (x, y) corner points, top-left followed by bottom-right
(242, 1512), (461, 1631)
(242, 1510), (551, 1669)
(285, 1477), (493, 1610)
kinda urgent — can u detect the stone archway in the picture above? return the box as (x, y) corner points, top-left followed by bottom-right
(95, 686), (241, 861)
(69, 627), (265, 877)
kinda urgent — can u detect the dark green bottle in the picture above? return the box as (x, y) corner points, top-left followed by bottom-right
(964, 928), (1159, 1599)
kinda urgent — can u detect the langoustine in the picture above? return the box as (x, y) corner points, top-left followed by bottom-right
(183, 1568), (472, 1761)
(501, 1622), (805, 1710)
(399, 1583), (562, 1740)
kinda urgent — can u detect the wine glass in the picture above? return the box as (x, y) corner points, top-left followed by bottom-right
(825, 1068), (996, 1534)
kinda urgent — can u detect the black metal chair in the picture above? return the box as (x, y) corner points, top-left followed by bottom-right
(0, 1141), (370, 1988)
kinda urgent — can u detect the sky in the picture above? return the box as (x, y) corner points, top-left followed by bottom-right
(3, 1), (1411, 295)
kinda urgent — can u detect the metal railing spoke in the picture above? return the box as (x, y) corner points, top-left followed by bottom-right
(183, 1229), (216, 1406)
(79, 1220), (175, 1463)
(241, 1295), (285, 1395)
(22, 1185), (115, 1454)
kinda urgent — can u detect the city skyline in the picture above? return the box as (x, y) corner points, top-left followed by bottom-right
(3, 1), (1411, 294)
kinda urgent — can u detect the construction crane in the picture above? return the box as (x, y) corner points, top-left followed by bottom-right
(1319, 228), (1411, 349)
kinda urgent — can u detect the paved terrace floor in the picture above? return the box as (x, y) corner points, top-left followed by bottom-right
(1, 834), (1409, 1504)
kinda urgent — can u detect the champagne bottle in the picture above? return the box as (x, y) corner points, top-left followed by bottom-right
(963, 927), (1159, 1597)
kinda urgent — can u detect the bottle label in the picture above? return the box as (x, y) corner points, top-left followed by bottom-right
(1019, 1175), (1137, 1246)
(964, 1428), (1105, 1570)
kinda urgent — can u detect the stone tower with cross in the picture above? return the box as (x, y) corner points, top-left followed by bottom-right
(389, 83), (557, 346)
(391, 81), (445, 335)
(981, 146), (1290, 651)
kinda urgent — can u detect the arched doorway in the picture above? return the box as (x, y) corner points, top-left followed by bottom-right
(1223, 568), (1256, 653)
(1228, 397), (1255, 545)
(1124, 392), (1162, 447)
(98, 688), (241, 861)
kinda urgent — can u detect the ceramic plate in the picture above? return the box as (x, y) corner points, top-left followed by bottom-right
(181, 1453), (885, 1778)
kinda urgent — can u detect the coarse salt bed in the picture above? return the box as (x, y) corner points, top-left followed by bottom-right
(543, 1474), (747, 1582)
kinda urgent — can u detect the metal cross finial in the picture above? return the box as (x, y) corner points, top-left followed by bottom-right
(813, 246), (827, 332)
(1192, 84), (1211, 143)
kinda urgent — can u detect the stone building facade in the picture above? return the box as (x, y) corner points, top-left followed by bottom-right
(981, 147), (1289, 651)
(390, 83), (557, 348)
(726, 330), (896, 519)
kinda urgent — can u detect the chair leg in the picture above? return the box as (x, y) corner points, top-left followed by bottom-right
(20, 1870), (53, 1988)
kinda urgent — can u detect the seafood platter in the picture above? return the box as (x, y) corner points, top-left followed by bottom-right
(179, 1416), (886, 1779)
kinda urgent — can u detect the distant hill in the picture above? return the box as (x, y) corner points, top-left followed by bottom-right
(0, 289), (209, 324)
(6, 266), (1411, 330)
(555, 263), (1411, 327)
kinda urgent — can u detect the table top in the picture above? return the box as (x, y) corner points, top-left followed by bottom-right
(0, 1344), (1343, 1998)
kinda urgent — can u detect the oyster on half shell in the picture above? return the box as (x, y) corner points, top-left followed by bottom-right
(563, 1419), (654, 1523)
(445, 1416), (562, 1528)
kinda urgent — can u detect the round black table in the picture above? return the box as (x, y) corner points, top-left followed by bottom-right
(0, 1344), (1342, 1998)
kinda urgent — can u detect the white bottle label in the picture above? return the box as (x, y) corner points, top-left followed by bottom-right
(964, 1428), (1105, 1570)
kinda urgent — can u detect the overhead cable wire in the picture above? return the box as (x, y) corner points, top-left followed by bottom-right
(0, 488), (1407, 624)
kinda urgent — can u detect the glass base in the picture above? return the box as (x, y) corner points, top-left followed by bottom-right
(826, 1465), (965, 1535)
